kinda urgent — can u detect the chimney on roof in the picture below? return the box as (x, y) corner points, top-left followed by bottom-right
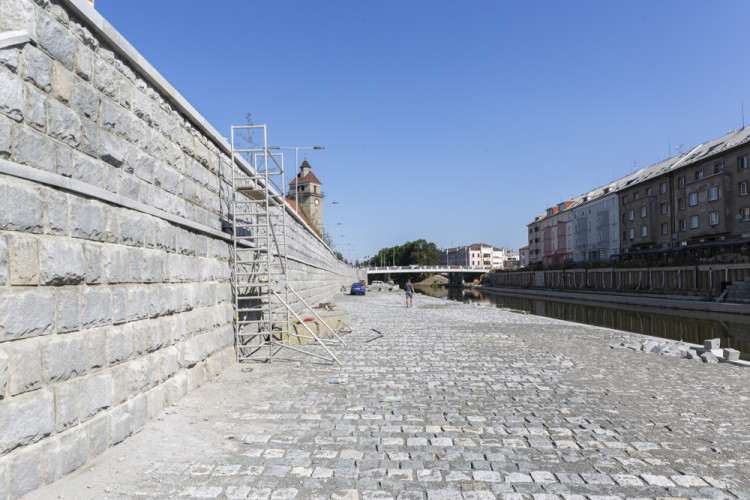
(86, 0), (94, 5)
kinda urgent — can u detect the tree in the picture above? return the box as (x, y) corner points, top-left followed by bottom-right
(367, 239), (440, 267)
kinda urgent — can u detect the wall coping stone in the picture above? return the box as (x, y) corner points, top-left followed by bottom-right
(0, 157), (229, 241)
(0, 160), (351, 274)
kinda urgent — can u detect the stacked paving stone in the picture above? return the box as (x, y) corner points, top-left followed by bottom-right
(610, 334), (744, 364)
(26, 292), (750, 500)
(0, 0), (358, 498)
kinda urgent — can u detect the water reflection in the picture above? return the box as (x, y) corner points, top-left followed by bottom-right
(415, 285), (750, 360)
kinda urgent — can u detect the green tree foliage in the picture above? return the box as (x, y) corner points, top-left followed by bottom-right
(367, 239), (440, 267)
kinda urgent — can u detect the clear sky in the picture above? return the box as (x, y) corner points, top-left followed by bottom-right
(97, 0), (750, 263)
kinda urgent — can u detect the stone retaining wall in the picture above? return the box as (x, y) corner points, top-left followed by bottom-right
(488, 263), (750, 298)
(0, 0), (358, 498)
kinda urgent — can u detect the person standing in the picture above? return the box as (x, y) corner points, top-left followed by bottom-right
(404, 279), (414, 307)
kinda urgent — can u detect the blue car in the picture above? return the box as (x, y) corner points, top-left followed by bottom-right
(350, 282), (366, 295)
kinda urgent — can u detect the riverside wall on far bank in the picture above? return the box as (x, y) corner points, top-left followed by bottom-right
(0, 0), (359, 498)
(486, 263), (750, 303)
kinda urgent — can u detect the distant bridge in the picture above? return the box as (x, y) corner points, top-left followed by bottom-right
(366, 265), (489, 276)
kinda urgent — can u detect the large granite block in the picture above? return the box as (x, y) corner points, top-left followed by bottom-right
(9, 444), (41, 499)
(79, 371), (113, 421)
(8, 338), (42, 395)
(21, 44), (51, 93)
(8, 234), (39, 285)
(43, 186), (69, 234)
(71, 79), (99, 121)
(81, 287), (112, 329)
(53, 379), (79, 432)
(13, 124), (55, 172)
(105, 324), (132, 366)
(74, 43), (93, 81)
(42, 429), (87, 485)
(0, 389), (54, 454)
(0, 289), (55, 340)
(0, 347), (7, 398)
(70, 198), (104, 241)
(93, 58), (119, 101)
(39, 238), (86, 285)
(50, 56), (73, 103)
(25, 83), (46, 131)
(38, 15), (76, 71)
(87, 415), (107, 457)
(47, 98), (81, 147)
(41, 333), (85, 383)
(0, 0), (37, 34)
(0, 112), (12, 158)
(107, 405), (132, 445)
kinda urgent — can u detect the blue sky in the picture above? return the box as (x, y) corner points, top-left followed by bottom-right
(97, 0), (750, 263)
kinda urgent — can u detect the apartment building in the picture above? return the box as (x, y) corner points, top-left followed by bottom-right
(519, 246), (530, 267)
(527, 215), (544, 266)
(545, 202), (575, 266)
(618, 155), (686, 253)
(618, 128), (750, 257)
(571, 181), (623, 263)
(526, 127), (750, 267)
(440, 244), (505, 268)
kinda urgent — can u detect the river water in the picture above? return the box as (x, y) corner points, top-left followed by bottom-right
(415, 285), (750, 360)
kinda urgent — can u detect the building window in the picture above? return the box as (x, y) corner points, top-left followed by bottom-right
(660, 202), (668, 214)
(695, 169), (704, 180)
(641, 226), (648, 237)
(713, 160), (724, 175)
(678, 176), (685, 188)
(628, 228), (634, 240)
(661, 222), (668, 234)
(628, 210), (634, 221)
(679, 198), (685, 210)
(709, 211), (719, 225)
(679, 219), (686, 231)
(708, 187), (719, 201)
(740, 181), (748, 196)
(739, 155), (749, 170)
(640, 207), (647, 217)
(647, 187), (653, 196)
(690, 215), (699, 229)
(622, 196), (628, 204)
(660, 182), (667, 194)
(740, 208), (750, 221)
(634, 192), (640, 200)
(689, 193), (698, 206)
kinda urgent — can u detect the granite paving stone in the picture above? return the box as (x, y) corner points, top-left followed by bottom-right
(25, 291), (750, 499)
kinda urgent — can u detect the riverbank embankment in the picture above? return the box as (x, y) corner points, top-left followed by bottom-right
(26, 291), (750, 499)
(485, 264), (750, 304)
(477, 284), (750, 315)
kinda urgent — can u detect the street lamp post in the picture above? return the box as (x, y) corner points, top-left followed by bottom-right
(267, 146), (325, 208)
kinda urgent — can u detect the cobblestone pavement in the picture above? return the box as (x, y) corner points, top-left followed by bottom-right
(29, 292), (750, 500)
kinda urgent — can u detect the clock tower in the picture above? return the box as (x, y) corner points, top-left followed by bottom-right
(287, 160), (324, 234)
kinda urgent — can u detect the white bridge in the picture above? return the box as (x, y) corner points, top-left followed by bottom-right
(366, 265), (489, 275)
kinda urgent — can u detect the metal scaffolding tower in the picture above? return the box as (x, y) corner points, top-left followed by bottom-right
(229, 125), (345, 364)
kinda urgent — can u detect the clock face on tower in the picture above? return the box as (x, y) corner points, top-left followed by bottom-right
(314, 199), (320, 206)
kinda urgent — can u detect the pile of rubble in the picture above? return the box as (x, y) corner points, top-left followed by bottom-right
(612, 336), (742, 364)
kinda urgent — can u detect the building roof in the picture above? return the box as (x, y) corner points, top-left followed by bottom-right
(289, 160), (323, 186)
(442, 244), (503, 252)
(571, 126), (750, 208)
(285, 199), (321, 237)
(526, 127), (750, 232)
